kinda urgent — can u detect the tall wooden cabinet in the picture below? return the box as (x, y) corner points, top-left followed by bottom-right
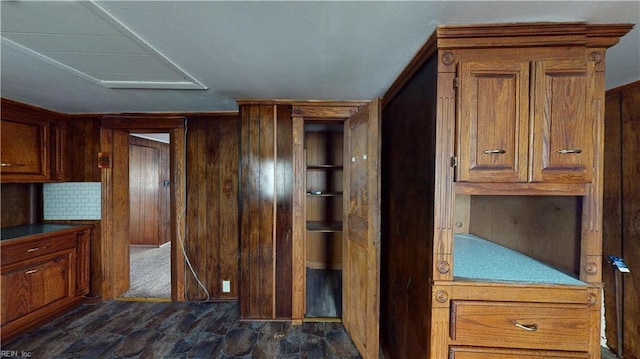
(380, 23), (632, 359)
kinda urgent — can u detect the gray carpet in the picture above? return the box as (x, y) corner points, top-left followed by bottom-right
(121, 243), (171, 298)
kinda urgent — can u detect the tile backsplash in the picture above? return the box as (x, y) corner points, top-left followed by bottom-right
(43, 182), (101, 220)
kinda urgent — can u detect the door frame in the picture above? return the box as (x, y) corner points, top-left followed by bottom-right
(100, 116), (186, 301)
(291, 103), (367, 323)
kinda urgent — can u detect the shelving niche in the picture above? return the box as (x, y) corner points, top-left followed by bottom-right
(303, 122), (344, 318)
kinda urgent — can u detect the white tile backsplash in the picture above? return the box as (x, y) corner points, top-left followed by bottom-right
(43, 182), (101, 220)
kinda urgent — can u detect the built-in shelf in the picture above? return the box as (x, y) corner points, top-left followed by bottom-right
(307, 221), (343, 232)
(307, 165), (343, 170)
(306, 191), (342, 196)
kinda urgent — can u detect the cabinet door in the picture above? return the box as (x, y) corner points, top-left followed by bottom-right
(1, 251), (74, 326)
(0, 118), (50, 181)
(343, 99), (380, 359)
(457, 61), (530, 182)
(531, 59), (594, 183)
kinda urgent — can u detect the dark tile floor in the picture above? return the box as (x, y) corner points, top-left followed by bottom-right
(1, 300), (361, 359)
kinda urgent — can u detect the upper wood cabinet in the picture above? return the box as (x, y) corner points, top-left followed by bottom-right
(1, 99), (67, 183)
(457, 57), (594, 184)
(1, 116), (50, 182)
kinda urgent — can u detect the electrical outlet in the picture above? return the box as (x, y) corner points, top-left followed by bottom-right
(222, 280), (231, 293)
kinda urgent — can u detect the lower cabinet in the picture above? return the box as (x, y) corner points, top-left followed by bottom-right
(0, 226), (91, 342)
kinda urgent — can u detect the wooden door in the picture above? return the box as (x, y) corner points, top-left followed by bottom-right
(456, 61), (530, 182)
(129, 144), (160, 246)
(342, 99), (381, 358)
(531, 59), (594, 183)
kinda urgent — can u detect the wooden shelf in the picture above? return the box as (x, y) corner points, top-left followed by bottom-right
(307, 221), (343, 232)
(306, 191), (342, 196)
(307, 165), (343, 170)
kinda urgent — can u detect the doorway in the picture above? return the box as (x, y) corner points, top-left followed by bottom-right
(100, 117), (186, 301)
(122, 133), (171, 299)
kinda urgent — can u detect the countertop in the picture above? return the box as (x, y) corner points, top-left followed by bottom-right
(1, 223), (91, 242)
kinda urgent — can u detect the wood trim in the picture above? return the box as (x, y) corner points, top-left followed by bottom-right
(1, 98), (66, 120)
(383, 32), (438, 107)
(291, 105), (360, 118)
(291, 116), (305, 324)
(237, 99), (368, 108)
(455, 182), (588, 196)
(170, 127), (186, 302)
(101, 116), (185, 130)
(606, 80), (640, 95)
(68, 112), (238, 120)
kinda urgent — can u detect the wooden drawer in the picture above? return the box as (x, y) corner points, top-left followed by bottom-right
(450, 346), (590, 359)
(1, 233), (77, 266)
(450, 300), (590, 352)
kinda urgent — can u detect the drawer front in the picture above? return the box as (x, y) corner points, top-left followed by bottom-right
(450, 346), (590, 359)
(1, 233), (77, 266)
(451, 301), (590, 352)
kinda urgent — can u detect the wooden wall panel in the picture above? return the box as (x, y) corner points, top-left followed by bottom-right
(468, 196), (582, 276)
(380, 53), (438, 358)
(185, 114), (239, 300)
(240, 104), (295, 319)
(604, 81), (640, 358)
(65, 117), (101, 182)
(275, 105), (293, 318)
(1, 184), (41, 228)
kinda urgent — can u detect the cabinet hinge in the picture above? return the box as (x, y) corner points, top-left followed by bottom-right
(450, 156), (458, 167)
(453, 77), (459, 89)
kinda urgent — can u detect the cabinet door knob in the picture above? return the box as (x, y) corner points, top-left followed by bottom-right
(482, 149), (506, 154)
(557, 149), (582, 154)
(514, 322), (538, 331)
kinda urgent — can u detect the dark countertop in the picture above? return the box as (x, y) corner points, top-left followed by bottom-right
(1, 223), (89, 241)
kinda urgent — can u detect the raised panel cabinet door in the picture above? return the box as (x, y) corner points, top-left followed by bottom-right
(1, 251), (74, 326)
(531, 59), (594, 183)
(0, 118), (50, 181)
(457, 61), (530, 182)
(342, 99), (381, 358)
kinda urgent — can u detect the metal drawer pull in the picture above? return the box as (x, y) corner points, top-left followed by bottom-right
(482, 149), (506, 154)
(25, 269), (39, 274)
(27, 247), (41, 252)
(1, 163), (27, 167)
(557, 149), (582, 154)
(514, 322), (538, 332)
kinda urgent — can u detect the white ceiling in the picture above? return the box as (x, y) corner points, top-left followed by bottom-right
(1, 1), (638, 114)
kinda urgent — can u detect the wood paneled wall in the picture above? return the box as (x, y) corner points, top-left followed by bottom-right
(185, 114), (240, 300)
(129, 136), (170, 247)
(603, 80), (640, 358)
(380, 52), (438, 358)
(239, 104), (293, 319)
(66, 117), (101, 182)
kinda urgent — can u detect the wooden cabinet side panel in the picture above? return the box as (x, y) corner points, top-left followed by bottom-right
(619, 83), (640, 358)
(380, 52), (438, 358)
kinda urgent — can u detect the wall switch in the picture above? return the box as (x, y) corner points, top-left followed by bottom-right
(222, 280), (231, 293)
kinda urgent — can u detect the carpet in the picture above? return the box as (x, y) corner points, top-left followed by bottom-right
(121, 243), (171, 298)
